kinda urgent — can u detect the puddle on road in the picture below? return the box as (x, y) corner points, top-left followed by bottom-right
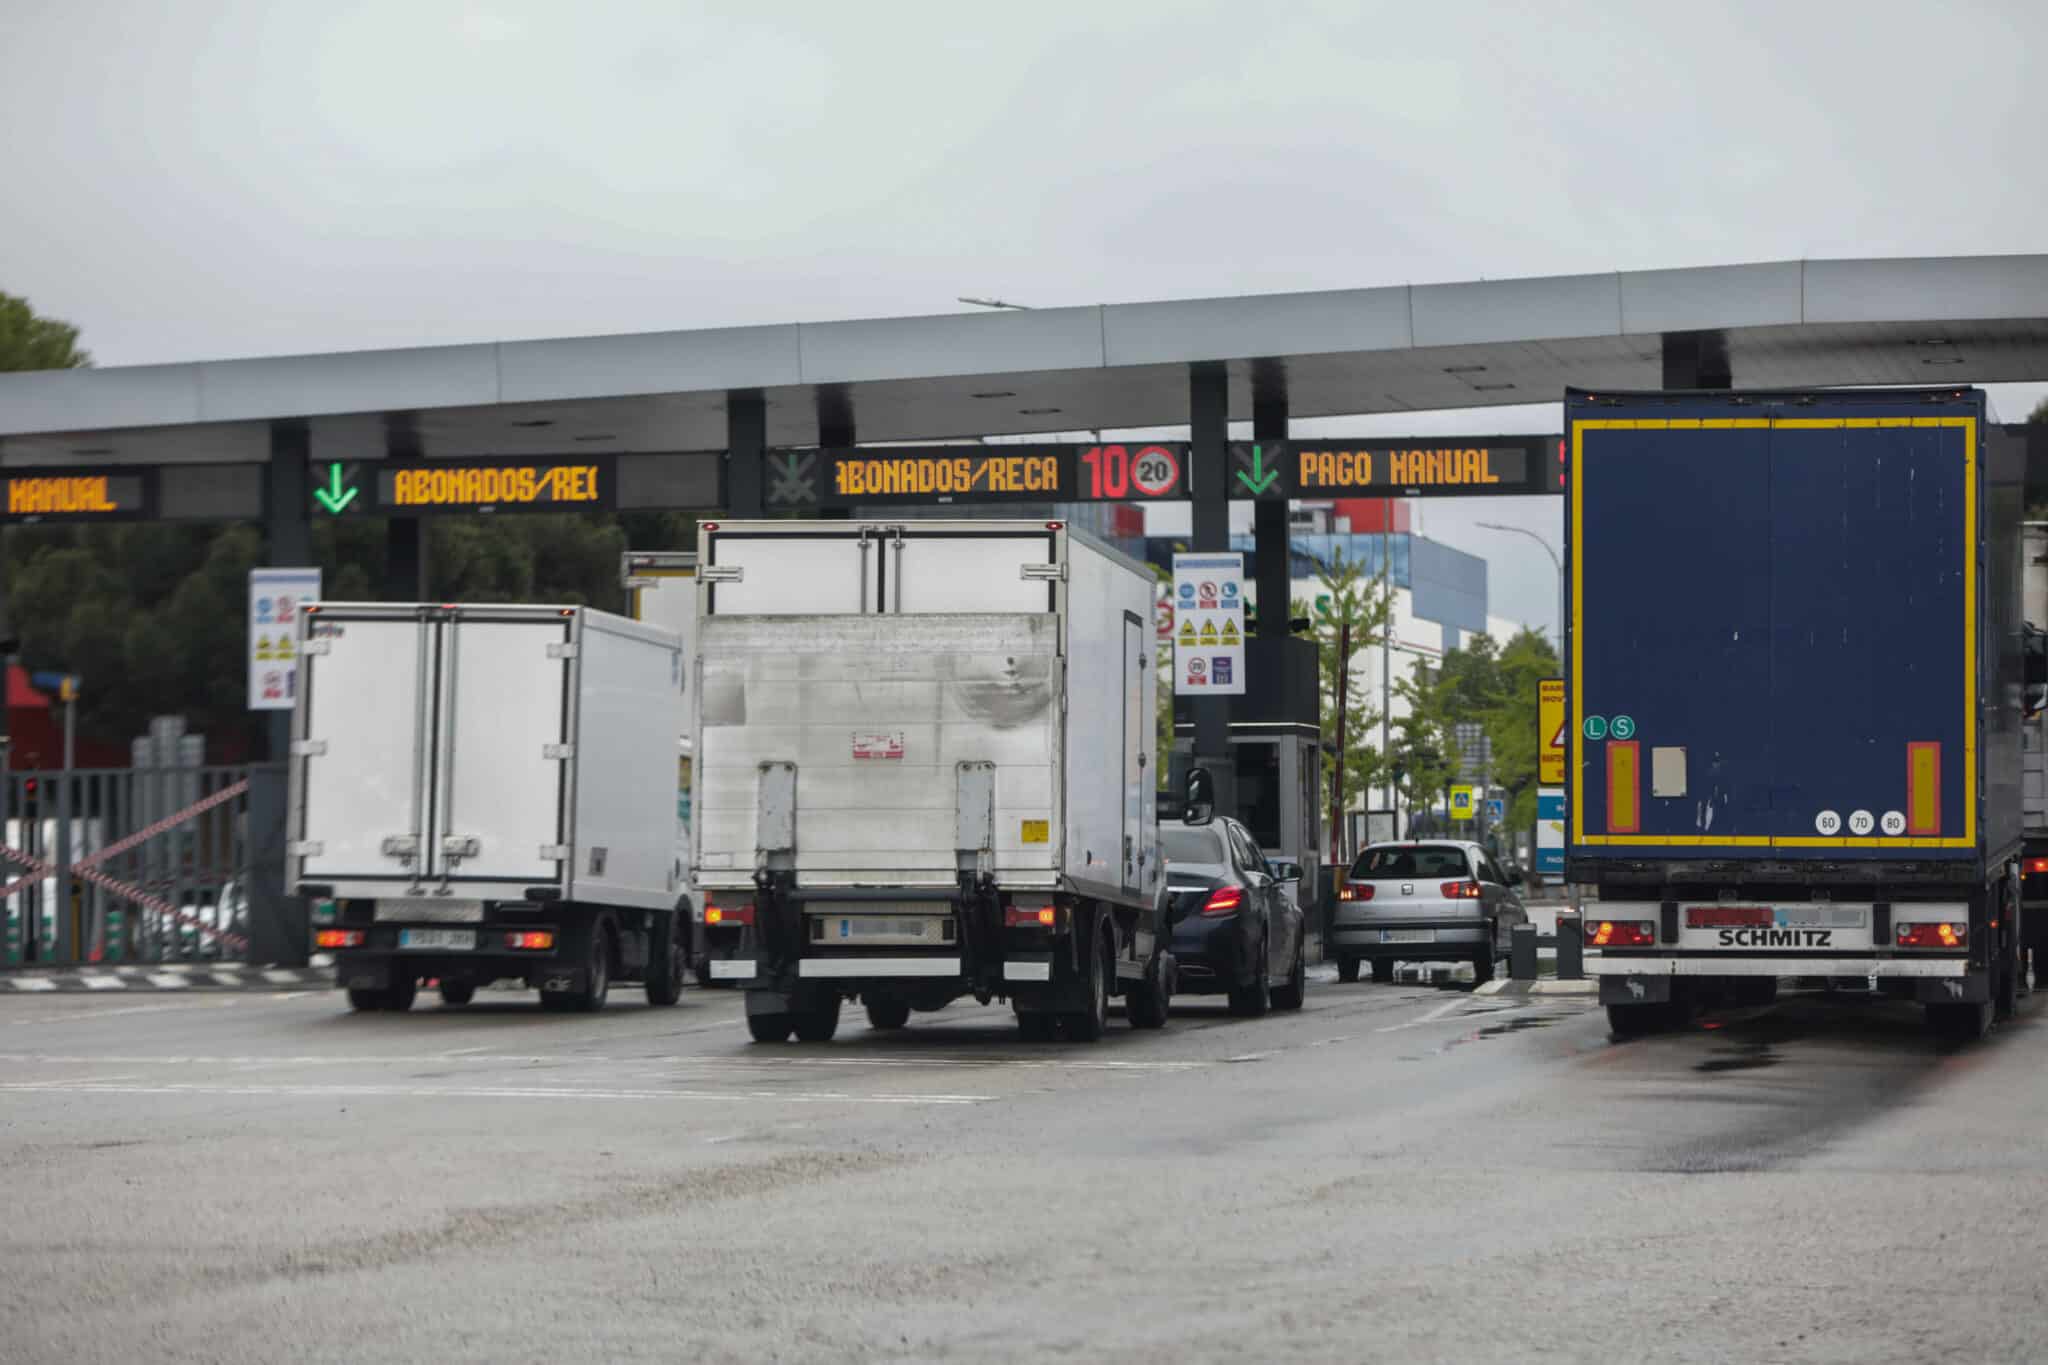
(1694, 1038), (1782, 1073)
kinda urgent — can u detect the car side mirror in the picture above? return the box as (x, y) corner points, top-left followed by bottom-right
(1274, 861), (1303, 884)
(1183, 767), (1214, 826)
(1508, 867), (1525, 887)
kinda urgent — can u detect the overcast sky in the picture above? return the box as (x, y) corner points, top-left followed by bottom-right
(3, 0), (2044, 635)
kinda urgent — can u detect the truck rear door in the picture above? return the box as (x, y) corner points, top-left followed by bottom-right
(296, 611), (432, 884)
(434, 614), (573, 887)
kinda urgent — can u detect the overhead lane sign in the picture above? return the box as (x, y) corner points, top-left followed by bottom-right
(768, 443), (1190, 509)
(1229, 438), (1555, 499)
(2, 468), (155, 523)
(312, 458), (615, 517)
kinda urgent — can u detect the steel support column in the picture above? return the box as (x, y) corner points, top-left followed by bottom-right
(726, 391), (766, 517)
(1661, 330), (1732, 390)
(1251, 388), (1290, 638)
(250, 420), (314, 966)
(383, 414), (426, 599)
(1189, 362), (1233, 814)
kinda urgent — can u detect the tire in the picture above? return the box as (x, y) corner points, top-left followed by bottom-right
(545, 922), (611, 1014)
(1471, 947), (1496, 987)
(1337, 956), (1360, 984)
(1927, 999), (1993, 1043)
(438, 982), (476, 1007)
(1270, 938), (1306, 1011)
(346, 987), (385, 1012)
(1017, 1012), (1057, 1042)
(645, 912), (686, 1007)
(1371, 959), (1396, 984)
(1606, 1003), (1663, 1038)
(1064, 923), (1111, 1043)
(1227, 937), (1272, 1018)
(793, 994), (842, 1043)
(865, 998), (912, 1031)
(747, 1011), (794, 1043)
(383, 976), (417, 1012)
(1125, 951), (1171, 1030)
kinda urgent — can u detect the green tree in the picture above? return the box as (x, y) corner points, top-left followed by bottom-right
(2030, 397), (2048, 424)
(1293, 550), (1394, 851)
(1420, 627), (1561, 847)
(0, 291), (90, 371)
(1390, 663), (1457, 836)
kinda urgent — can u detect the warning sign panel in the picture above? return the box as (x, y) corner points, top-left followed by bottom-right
(1172, 553), (1246, 697)
(1539, 677), (1565, 786)
(248, 567), (322, 712)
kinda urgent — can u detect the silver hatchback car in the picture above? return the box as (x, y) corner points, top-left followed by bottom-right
(1333, 841), (1528, 985)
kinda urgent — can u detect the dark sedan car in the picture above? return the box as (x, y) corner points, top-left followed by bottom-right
(1161, 817), (1307, 1016)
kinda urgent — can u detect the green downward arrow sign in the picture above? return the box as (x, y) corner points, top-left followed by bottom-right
(313, 462), (359, 514)
(1235, 443), (1280, 495)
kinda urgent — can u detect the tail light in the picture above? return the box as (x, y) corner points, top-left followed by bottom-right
(506, 931), (556, 950)
(1004, 904), (1059, 928)
(1340, 883), (1375, 902)
(1441, 881), (1482, 900)
(1201, 886), (1244, 916)
(314, 929), (364, 949)
(1896, 922), (1965, 948)
(1588, 920), (1656, 947)
(2025, 858), (2048, 876)
(705, 904), (754, 927)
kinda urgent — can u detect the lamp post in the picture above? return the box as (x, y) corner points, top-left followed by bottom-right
(1475, 522), (1563, 651)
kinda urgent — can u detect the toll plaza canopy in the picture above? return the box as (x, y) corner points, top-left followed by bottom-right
(2, 254), (2046, 494)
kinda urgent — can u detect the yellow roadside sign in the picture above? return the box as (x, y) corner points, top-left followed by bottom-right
(1539, 678), (1566, 786)
(1450, 785), (1475, 820)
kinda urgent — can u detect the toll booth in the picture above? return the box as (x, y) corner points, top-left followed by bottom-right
(1170, 633), (1323, 906)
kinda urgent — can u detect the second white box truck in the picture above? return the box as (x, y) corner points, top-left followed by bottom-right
(692, 519), (1176, 1043)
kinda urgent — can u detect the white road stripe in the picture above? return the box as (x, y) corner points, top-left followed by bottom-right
(1376, 998), (1489, 1032)
(78, 976), (129, 992)
(0, 1080), (988, 1105)
(7, 977), (58, 992)
(145, 973), (193, 989)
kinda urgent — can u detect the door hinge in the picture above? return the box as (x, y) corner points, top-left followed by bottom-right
(539, 843), (571, 861)
(546, 642), (578, 660)
(701, 565), (744, 583)
(1021, 562), (1068, 582)
(291, 739), (329, 758)
(542, 742), (576, 760)
(303, 638), (333, 656)
(288, 840), (325, 858)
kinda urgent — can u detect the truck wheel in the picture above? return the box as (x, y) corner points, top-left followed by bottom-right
(1606, 1003), (1663, 1038)
(865, 998), (911, 1030)
(1124, 951), (1171, 1029)
(1371, 959), (1396, 984)
(384, 976), (418, 1012)
(1016, 1012), (1057, 1042)
(747, 1012), (793, 1043)
(1337, 957), (1360, 984)
(1270, 938), (1307, 1011)
(1063, 925), (1111, 1042)
(644, 912), (686, 1007)
(438, 982), (476, 1007)
(346, 987), (385, 1012)
(1927, 999), (1992, 1042)
(1228, 937), (1271, 1017)
(794, 995), (842, 1043)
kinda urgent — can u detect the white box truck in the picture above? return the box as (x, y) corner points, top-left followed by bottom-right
(692, 519), (1175, 1043)
(288, 603), (691, 1013)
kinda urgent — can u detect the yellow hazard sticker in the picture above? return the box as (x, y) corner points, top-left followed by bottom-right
(1021, 820), (1049, 844)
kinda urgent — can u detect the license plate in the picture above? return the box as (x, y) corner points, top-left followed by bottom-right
(1381, 929), (1434, 944)
(398, 929), (476, 951)
(839, 917), (935, 940)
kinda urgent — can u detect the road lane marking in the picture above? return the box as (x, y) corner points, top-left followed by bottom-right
(0, 1052), (1207, 1071)
(1374, 998), (1524, 1032)
(0, 1080), (991, 1105)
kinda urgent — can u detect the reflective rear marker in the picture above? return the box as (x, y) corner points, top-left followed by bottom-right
(1607, 740), (1640, 834)
(1907, 741), (1941, 836)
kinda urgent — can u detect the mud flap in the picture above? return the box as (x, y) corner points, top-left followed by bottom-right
(1913, 973), (1991, 1005)
(1598, 974), (1672, 1006)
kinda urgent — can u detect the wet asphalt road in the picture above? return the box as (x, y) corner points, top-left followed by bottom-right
(2, 973), (2045, 1364)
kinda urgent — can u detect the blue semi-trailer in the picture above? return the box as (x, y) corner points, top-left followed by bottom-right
(1565, 386), (2028, 1040)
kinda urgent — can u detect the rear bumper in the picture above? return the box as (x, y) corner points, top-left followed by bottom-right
(1332, 916), (1488, 957)
(1587, 954), (1969, 977)
(1169, 918), (1255, 992)
(332, 948), (560, 990)
(714, 954), (1057, 985)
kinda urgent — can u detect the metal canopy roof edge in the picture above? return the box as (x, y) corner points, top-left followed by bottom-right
(1, 254), (2044, 458)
